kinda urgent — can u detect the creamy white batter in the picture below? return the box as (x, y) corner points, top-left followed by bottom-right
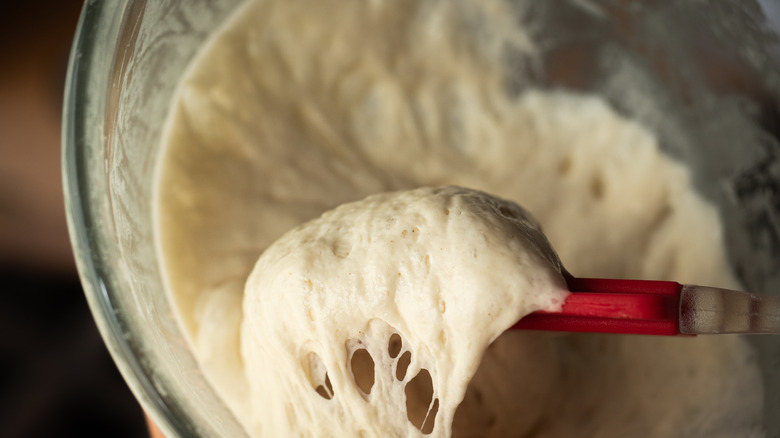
(153, 0), (765, 436)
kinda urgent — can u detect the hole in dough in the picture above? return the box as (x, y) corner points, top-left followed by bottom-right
(405, 368), (437, 434)
(332, 240), (351, 258)
(350, 348), (376, 395)
(396, 350), (412, 381)
(422, 398), (439, 434)
(388, 333), (402, 358)
(315, 374), (334, 400)
(307, 352), (334, 400)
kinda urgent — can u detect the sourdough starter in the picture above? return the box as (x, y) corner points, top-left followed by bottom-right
(153, 0), (764, 436)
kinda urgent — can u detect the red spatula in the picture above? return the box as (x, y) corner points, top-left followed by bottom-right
(512, 277), (780, 335)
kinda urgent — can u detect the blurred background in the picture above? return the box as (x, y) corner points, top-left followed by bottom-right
(0, 1), (147, 437)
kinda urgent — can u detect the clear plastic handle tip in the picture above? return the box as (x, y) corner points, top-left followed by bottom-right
(680, 285), (780, 334)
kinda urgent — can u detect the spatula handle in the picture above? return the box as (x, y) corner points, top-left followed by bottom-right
(680, 285), (780, 334)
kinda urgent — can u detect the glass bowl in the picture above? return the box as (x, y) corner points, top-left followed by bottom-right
(63, 1), (780, 437)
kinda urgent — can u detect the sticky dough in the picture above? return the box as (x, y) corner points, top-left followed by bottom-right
(241, 186), (568, 436)
(153, 0), (765, 436)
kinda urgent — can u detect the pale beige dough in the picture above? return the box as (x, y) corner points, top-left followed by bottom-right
(153, 0), (764, 436)
(241, 186), (568, 436)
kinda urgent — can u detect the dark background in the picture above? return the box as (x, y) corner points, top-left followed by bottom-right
(1, 2), (147, 437)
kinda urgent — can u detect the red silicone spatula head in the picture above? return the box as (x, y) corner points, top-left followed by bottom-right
(511, 277), (683, 336)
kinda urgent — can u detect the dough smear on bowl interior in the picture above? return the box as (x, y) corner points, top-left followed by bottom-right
(153, 0), (765, 436)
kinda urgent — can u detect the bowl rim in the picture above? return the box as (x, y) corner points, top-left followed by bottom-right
(61, 2), (189, 437)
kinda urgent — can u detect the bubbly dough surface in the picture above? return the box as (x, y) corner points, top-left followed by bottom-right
(154, 0), (765, 436)
(241, 186), (568, 436)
